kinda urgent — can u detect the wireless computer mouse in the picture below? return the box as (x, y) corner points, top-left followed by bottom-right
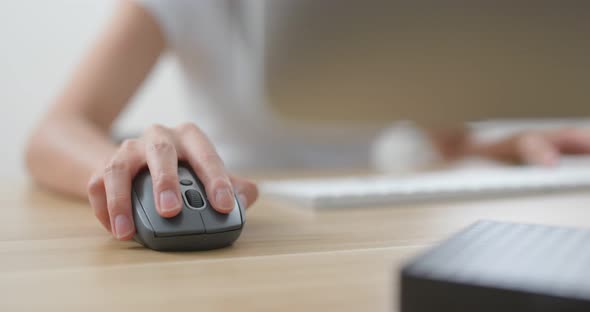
(131, 163), (245, 251)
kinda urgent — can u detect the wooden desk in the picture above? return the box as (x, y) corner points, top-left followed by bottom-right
(1, 178), (590, 311)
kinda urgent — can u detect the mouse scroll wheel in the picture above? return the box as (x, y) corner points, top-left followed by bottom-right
(185, 189), (205, 208)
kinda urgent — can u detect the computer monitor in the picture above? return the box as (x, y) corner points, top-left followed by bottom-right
(263, 1), (590, 126)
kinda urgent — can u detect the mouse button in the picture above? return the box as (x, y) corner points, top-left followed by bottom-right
(179, 179), (193, 186)
(148, 208), (206, 237)
(133, 170), (154, 203)
(132, 171), (159, 228)
(132, 190), (152, 227)
(200, 197), (243, 234)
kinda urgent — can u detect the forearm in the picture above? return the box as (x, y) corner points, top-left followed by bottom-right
(24, 1), (165, 199)
(25, 115), (117, 198)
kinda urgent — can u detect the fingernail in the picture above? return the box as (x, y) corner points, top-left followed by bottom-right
(215, 187), (235, 211)
(114, 214), (133, 239)
(159, 189), (180, 212)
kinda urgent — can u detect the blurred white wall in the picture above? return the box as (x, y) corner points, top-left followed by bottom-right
(0, 0), (189, 178)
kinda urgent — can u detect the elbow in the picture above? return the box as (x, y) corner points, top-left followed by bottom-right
(24, 114), (61, 182)
(24, 122), (46, 180)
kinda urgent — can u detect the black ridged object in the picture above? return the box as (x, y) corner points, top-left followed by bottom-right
(401, 220), (590, 312)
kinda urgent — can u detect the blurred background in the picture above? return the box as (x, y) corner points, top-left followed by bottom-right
(3, 0), (590, 177)
(265, 1), (590, 124)
(0, 0), (192, 178)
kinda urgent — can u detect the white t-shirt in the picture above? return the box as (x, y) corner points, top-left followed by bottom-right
(135, 0), (380, 170)
(134, 1), (590, 172)
(137, 0), (437, 171)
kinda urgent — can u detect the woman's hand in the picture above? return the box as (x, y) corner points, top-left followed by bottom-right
(23, 1), (258, 238)
(468, 127), (590, 166)
(87, 123), (258, 240)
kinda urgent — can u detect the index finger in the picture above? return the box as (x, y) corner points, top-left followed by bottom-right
(144, 125), (182, 218)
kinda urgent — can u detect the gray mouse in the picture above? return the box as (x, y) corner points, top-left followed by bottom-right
(131, 163), (245, 251)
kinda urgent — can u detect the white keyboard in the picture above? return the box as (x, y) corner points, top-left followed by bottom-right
(261, 166), (590, 208)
